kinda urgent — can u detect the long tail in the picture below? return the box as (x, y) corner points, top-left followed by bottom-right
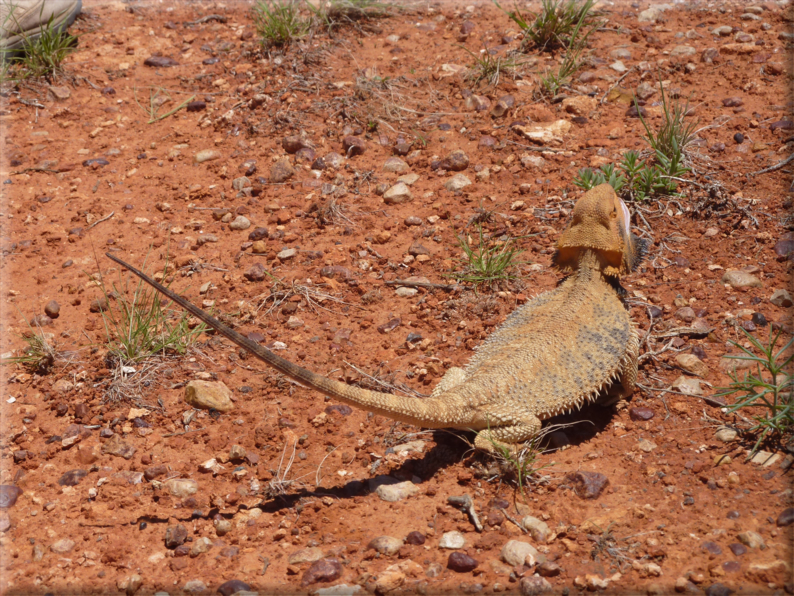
(105, 253), (451, 427)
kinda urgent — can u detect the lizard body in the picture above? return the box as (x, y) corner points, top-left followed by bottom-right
(106, 184), (647, 451)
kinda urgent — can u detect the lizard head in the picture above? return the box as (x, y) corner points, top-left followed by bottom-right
(552, 183), (649, 276)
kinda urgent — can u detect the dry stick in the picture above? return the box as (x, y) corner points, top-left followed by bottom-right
(750, 153), (794, 176)
(10, 167), (59, 175)
(185, 14), (227, 25)
(87, 211), (114, 230)
(498, 507), (528, 534)
(149, 94), (196, 124)
(384, 279), (459, 291)
(504, 139), (564, 153)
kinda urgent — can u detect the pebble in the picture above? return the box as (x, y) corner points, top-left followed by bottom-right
(728, 543), (747, 556)
(375, 480), (419, 502)
(447, 552), (478, 573)
(374, 567), (406, 593)
(638, 4), (672, 22)
(229, 215), (251, 231)
(270, 158), (294, 183)
(163, 478), (198, 499)
(776, 508), (794, 527)
(440, 149), (469, 171)
(342, 136), (366, 157)
(723, 270), (761, 288)
(670, 45), (696, 57)
(89, 298), (108, 313)
(675, 353), (708, 377)
(671, 376), (703, 396)
(58, 469), (87, 486)
(214, 519), (233, 536)
(701, 541), (722, 555)
(144, 56), (179, 67)
(521, 516), (550, 543)
(315, 585), (361, 596)
(405, 531), (426, 545)
(501, 540), (540, 567)
(712, 26), (733, 36)
(715, 427), (737, 443)
(444, 174), (472, 191)
(102, 434), (136, 459)
(737, 530), (765, 549)
(383, 182), (412, 204)
(244, 263), (268, 281)
(50, 538), (76, 554)
(302, 558), (342, 586)
(186, 100), (206, 112)
(704, 584), (731, 596)
(519, 576), (553, 595)
(438, 531), (466, 549)
(491, 94), (515, 118)
(217, 580), (251, 596)
(638, 438), (658, 453)
(770, 289), (793, 308)
(610, 60), (628, 73)
(537, 561), (561, 577)
(629, 407), (655, 421)
(565, 471), (609, 499)
(282, 135), (310, 154)
(0, 512), (10, 532)
(383, 157), (408, 173)
(195, 149), (221, 163)
(185, 380), (234, 412)
(395, 287), (418, 298)
(165, 524), (188, 548)
(182, 580), (207, 593)
(190, 536), (212, 556)
(368, 536), (403, 555)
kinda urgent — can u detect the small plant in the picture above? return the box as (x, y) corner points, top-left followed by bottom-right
(483, 426), (555, 502)
(461, 45), (525, 88)
(716, 328), (793, 456)
(536, 4), (596, 96)
(1, 320), (56, 374)
(308, 0), (393, 33)
(253, 0), (310, 48)
(573, 150), (681, 201)
(636, 79), (697, 164)
(96, 258), (207, 364)
(1, 12), (78, 82)
(450, 224), (524, 289)
(496, 0), (597, 52)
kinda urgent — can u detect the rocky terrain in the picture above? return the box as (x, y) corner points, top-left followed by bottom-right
(0, 0), (792, 594)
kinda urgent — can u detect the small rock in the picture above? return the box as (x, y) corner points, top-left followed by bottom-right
(277, 248), (298, 261)
(610, 60), (628, 73)
(383, 157), (409, 173)
(670, 45), (696, 57)
(501, 540), (539, 567)
(165, 524), (188, 548)
(117, 574), (142, 596)
(722, 269), (762, 288)
(190, 536), (212, 556)
(565, 471), (609, 499)
(447, 552), (478, 573)
(144, 56), (179, 67)
(439, 531), (466, 549)
(728, 543), (747, 556)
(383, 182), (412, 204)
(214, 519), (233, 536)
(163, 478), (198, 499)
(629, 407), (655, 421)
(770, 289), (793, 308)
(58, 469), (87, 486)
(405, 531), (426, 545)
(491, 94), (515, 118)
(715, 427), (738, 443)
(636, 82), (657, 100)
(671, 376), (703, 396)
(270, 158), (294, 183)
(537, 561), (561, 577)
(737, 530), (765, 549)
(562, 96), (597, 116)
(440, 149), (469, 171)
(519, 576), (553, 595)
(0, 512), (10, 532)
(50, 538), (75, 554)
(521, 516), (550, 543)
(375, 480), (419, 502)
(89, 298), (108, 313)
(704, 584), (733, 596)
(217, 579), (251, 596)
(374, 567), (406, 592)
(44, 300), (60, 318)
(368, 536), (403, 556)
(342, 136), (366, 157)
(102, 434), (136, 460)
(244, 263), (268, 282)
(288, 546), (325, 565)
(675, 353), (709, 377)
(444, 174), (472, 191)
(195, 149), (222, 163)
(186, 100), (206, 112)
(302, 558), (342, 586)
(777, 508), (794, 527)
(185, 380), (234, 412)
(638, 438), (658, 453)
(282, 135), (310, 154)
(183, 580), (207, 593)
(229, 216), (251, 231)
(638, 4), (672, 22)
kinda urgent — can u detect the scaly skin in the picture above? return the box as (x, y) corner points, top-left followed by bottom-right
(106, 184), (647, 451)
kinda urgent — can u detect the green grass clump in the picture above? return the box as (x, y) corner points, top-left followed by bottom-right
(716, 329), (793, 456)
(96, 259), (207, 364)
(496, 0), (597, 52)
(450, 225), (524, 289)
(574, 150), (681, 201)
(253, 0), (310, 48)
(1, 13), (78, 82)
(461, 45), (526, 88)
(1, 322), (56, 374)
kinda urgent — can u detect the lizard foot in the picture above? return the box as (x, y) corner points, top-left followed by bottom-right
(473, 419), (542, 453)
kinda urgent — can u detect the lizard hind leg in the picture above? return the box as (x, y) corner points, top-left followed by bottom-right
(430, 366), (467, 398)
(473, 415), (542, 454)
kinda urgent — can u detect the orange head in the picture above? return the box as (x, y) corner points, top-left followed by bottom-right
(552, 184), (648, 276)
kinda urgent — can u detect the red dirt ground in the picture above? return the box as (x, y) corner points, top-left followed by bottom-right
(1, 0), (792, 594)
